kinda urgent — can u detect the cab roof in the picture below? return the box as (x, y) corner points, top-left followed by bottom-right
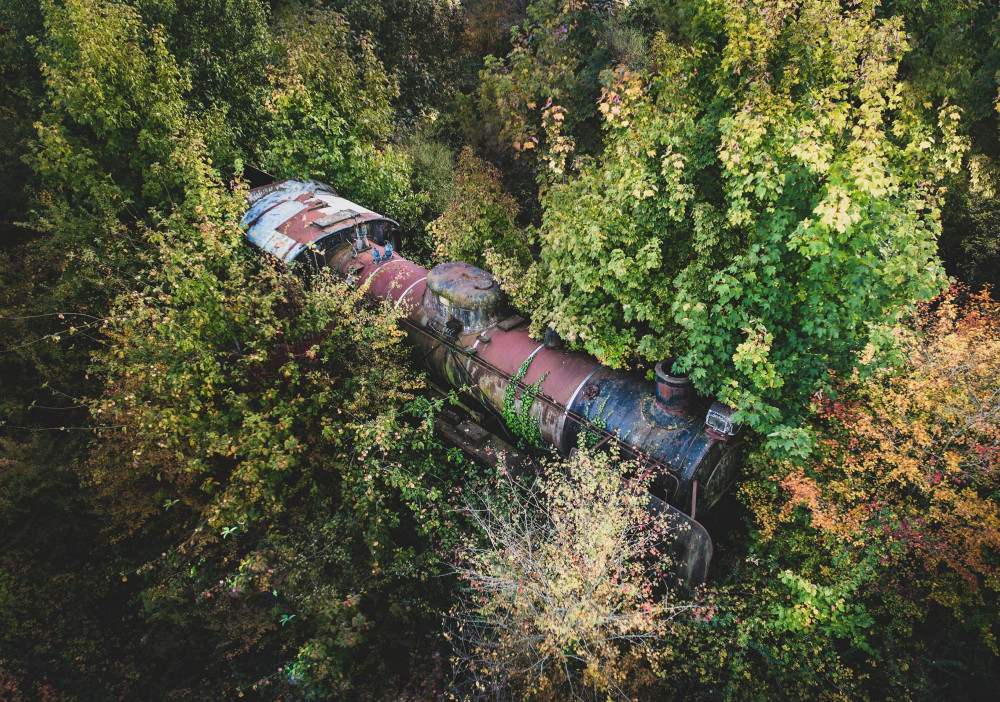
(242, 180), (397, 263)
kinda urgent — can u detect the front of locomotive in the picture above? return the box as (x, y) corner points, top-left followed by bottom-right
(566, 361), (745, 520)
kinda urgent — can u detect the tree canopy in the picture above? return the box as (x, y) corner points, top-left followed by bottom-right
(2, 0), (1000, 698)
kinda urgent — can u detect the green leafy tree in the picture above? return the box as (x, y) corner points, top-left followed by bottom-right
(262, 4), (425, 229)
(90, 169), (457, 696)
(474, 0), (613, 180)
(460, 0), (529, 62)
(2, 0), (218, 471)
(650, 563), (875, 702)
(523, 0), (967, 454)
(30, 0), (195, 212)
(886, 0), (1000, 291)
(3, 0), (222, 448)
(327, 0), (465, 117)
(738, 285), (1000, 694)
(23, 0), (208, 320)
(408, 133), (456, 219)
(3, 2), (464, 695)
(134, 0), (274, 169)
(0, 0), (44, 224)
(427, 146), (530, 274)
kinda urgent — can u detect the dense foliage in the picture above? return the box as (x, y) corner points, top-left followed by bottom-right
(428, 146), (530, 273)
(91, 176), (458, 697)
(2, 0), (999, 699)
(484, 0), (970, 455)
(751, 285), (1000, 665)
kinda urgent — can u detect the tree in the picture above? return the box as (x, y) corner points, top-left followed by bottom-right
(0, 0), (43, 225)
(89, 166), (459, 696)
(474, 0), (613, 180)
(325, 0), (465, 117)
(887, 0), (1000, 292)
(3, 2), (467, 694)
(134, 0), (274, 169)
(427, 146), (530, 273)
(519, 0), (967, 455)
(262, 4), (426, 230)
(30, 0), (195, 213)
(743, 284), (1000, 694)
(461, 0), (530, 62)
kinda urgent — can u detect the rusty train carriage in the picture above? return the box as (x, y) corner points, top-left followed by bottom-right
(242, 180), (745, 586)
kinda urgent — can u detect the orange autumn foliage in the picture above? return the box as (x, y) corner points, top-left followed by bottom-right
(773, 285), (1000, 615)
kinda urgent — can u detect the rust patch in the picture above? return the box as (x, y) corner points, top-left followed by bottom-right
(517, 347), (602, 451)
(367, 259), (426, 302)
(422, 262), (508, 336)
(278, 209), (381, 247)
(476, 327), (543, 377)
(520, 347), (600, 406)
(653, 359), (695, 416)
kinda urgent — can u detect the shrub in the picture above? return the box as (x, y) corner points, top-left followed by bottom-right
(427, 147), (530, 273)
(446, 448), (698, 701)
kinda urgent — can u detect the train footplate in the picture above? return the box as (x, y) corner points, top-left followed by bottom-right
(433, 413), (528, 471)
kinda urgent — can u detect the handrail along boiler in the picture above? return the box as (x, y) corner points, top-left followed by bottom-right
(242, 180), (744, 585)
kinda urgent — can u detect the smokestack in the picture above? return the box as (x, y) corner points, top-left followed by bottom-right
(654, 359), (694, 416)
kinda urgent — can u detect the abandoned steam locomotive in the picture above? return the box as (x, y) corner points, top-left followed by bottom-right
(242, 180), (744, 584)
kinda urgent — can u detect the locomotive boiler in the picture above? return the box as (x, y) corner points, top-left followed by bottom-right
(242, 180), (744, 585)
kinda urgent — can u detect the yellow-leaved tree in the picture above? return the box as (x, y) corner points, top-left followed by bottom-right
(750, 285), (1000, 659)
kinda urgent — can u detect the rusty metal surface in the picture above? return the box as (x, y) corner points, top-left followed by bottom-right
(654, 359), (695, 416)
(396, 280), (429, 322)
(326, 240), (427, 318)
(569, 366), (711, 503)
(516, 347), (602, 451)
(497, 315), (525, 331)
(243, 181), (398, 264)
(281, 210), (383, 245)
(366, 259), (425, 301)
(312, 210), (364, 229)
(475, 326), (543, 377)
(422, 262), (508, 336)
(434, 412), (527, 470)
(648, 496), (713, 589)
